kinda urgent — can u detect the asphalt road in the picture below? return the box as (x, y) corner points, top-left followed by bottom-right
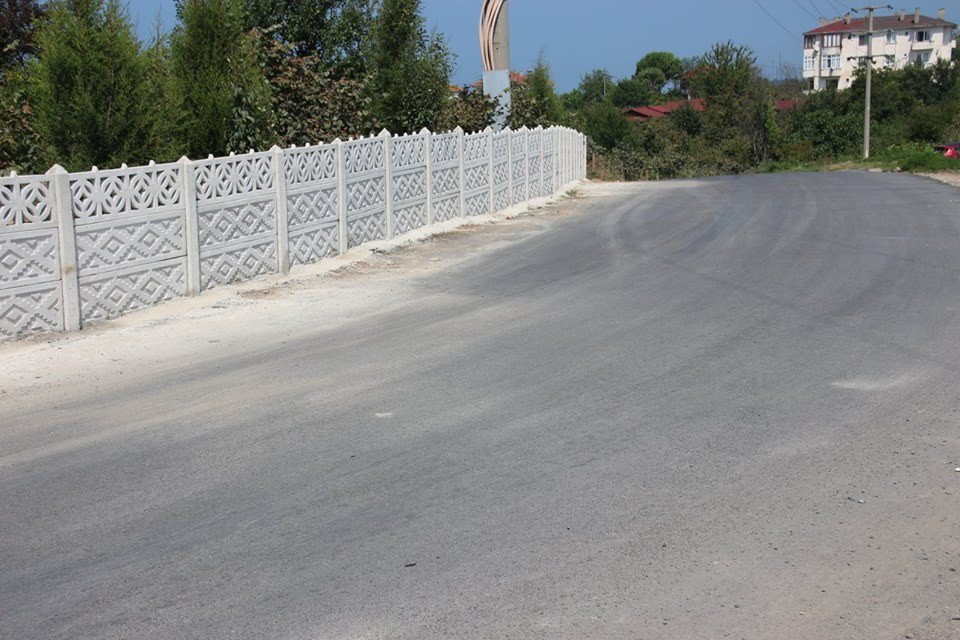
(2, 173), (960, 640)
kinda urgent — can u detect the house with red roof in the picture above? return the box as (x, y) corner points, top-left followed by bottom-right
(802, 8), (956, 92)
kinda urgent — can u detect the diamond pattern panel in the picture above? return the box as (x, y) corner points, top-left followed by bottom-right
(393, 171), (426, 203)
(346, 177), (385, 214)
(287, 188), (338, 229)
(76, 216), (184, 272)
(201, 242), (277, 290)
(431, 167), (459, 198)
(464, 165), (489, 192)
(347, 213), (386, 247)
(395, 203), (426, 234)
(466, 192), (489, 217)
(494, 185), (511, 212)
(198, 200), (275, 247)
(71, 165), (181, 219)
(0, 231), (59, 284)
(0, 283), (61, 341)
(80, 260), (185, 321)
(433, 196), (459, 222)
(290, 225), (338, 266)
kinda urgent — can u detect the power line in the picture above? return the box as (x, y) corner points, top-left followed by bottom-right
(792, 0), (819, 20)
(751, 0), (799, 39)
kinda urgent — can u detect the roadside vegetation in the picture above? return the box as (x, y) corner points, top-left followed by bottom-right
(568, 44), (960, 181)
(3, 1), (959, 179)
(0, 0), (559, 173)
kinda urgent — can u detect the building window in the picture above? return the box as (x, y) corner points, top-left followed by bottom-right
(858, 34), (868, 46)
(946, 28), (954, 42)
(807, 78), (815, 91)
(915, 30), (930, 42)
(821, 54), (842, 70)
(803, 55), (815, 71)
(885, 54), (895, 66)
(886, 30), (896, 44)
(823, 33), (841, 47)
(804, 35), (816, 48)
(913, 51), (932, 65)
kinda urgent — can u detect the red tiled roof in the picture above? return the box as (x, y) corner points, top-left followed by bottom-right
(623, 99), (705, 122)
(804, 14), (955, 36)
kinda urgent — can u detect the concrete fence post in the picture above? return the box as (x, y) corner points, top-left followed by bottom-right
(381, 129), (395, 240)
(523, 128), (530, 201)
(335, 138), (348, 255)
(486, 126), (495, 215)
(270, 146), (291, 275)
(48, 165), (81, 331)
(456, 126), (466, 218)
(506, 127), (513, 208)
(178, 156), (202, 295)
(422, 128), (434, 226)
(537, 126), (545, 198)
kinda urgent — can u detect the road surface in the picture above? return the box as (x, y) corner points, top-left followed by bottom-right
(2, 173), (959, 639)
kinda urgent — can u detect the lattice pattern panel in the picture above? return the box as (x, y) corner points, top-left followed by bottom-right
(391, 133), (428, 235)
(80, 258), (186, 321)
(0, 174), (63, 340)
(290, 225), (338, 265)
(284, 143), (340, 266)
(70, 164), (182, 219)
(462, 133), (491, 217)
(392, 135), (426, 169)
(69, 164), (189, 324)
(195, 153), (273, 203)
(431, 166), (460, 223)
(528, 130), (543, 198)
(511, 131), (528, 205)
(0, 281), (62, 340)
(284, 145), (337, 187)
(344, 138), (387, 248)
(198, 198), (277, 290)
(543, 130), (556, 193)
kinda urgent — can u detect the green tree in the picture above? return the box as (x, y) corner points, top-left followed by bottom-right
(240, 0), (376, 68)
(28, 0), (155, 170)
(438, 87), (499, 133)
(259, 28), (374, 144)
(509, 54), (564, 128)
(635, 51), (684, 91)
(691, 42), (772, 164)
(579, 101), (638, 150)
(369, 0), (451, 133)
(169, 0), (274, 158)
(0, 0), (43, 71)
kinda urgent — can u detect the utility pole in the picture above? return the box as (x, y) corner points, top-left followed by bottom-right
(851, 4), (893, 158)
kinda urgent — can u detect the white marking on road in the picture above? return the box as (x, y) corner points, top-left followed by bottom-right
(375, 412), (394, 418)
(831, 373), (920, 392)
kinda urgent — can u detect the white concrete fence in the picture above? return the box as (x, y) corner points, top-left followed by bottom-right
(0, 125), (586, 342)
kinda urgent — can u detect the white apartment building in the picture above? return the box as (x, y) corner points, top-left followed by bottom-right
(802, 8), (956, 91)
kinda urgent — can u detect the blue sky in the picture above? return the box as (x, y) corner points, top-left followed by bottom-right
(127, 0), (960, 91)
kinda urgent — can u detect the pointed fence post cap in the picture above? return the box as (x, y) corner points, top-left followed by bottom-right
(419, 127), (431, 135)
(453, 126), (465, 134)
(378, 128), (391, 138)
(332, 137), (342, 145)
(483, 126), (494, 133)
(46, 164), (67, 175)
(177, 155), (191, 164)
(269, 144), (282, 152)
